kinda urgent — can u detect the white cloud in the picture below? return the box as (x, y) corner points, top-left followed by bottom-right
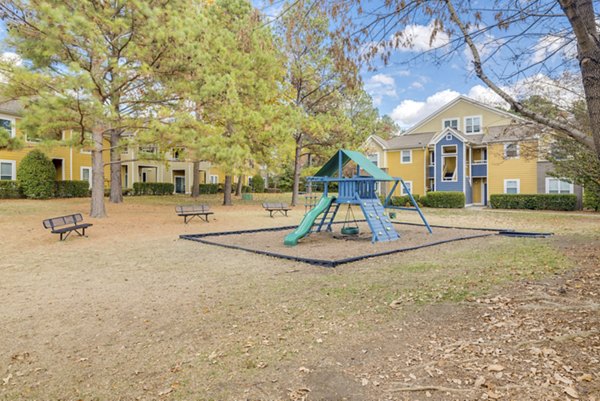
(370, 73), (395, 86)
(532, 34), (576, 64)
(389, 73), (584, 129)
(466, 85), (508, 109)
(0, 52), (22, 83)
(390, 89), (459, 128)
(409, 81), (424, 90)
(365, 73), (397, 107)
(393, 22), (450, 52)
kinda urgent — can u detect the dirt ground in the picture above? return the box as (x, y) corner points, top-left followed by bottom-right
(201, 223), (491, 261)
(0, 195), (599, 401)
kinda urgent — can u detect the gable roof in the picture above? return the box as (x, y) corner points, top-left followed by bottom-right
(385, 132), (436, 149)
(404, 95), (525, 136)
(314, 149), (393, 181)
(366, 134), (389, 150)
(429, 127), (486, 145)
(0, 99), (23, 116)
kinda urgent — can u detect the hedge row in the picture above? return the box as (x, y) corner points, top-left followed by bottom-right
(133, 182), (174, 195)
(490, 194), (577, 211)
(0, 181), (22, 199)
(423, 191), (465, 208)
(386, 191), (465, 208)
(0, 180), (90, 199)
(55, 180), (90, 198)
(199, 183), (252, 194)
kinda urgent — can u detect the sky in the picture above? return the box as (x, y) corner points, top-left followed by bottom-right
(1, 1), (582, 131)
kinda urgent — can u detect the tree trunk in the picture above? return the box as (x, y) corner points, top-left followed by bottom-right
(223, 175), (233, 205)
(191, 160), (200, 198)
(235, 174), (244, 196)
(109, 130), (123, 203)
(560, 0), (600, 158)
(90, 127), (107, 218)
(291, 134), (303, 206)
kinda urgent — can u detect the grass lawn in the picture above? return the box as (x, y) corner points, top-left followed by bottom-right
(0, 194), (598, 400)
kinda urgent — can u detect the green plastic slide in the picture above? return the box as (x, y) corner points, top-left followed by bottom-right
(284, 196), (335, 246)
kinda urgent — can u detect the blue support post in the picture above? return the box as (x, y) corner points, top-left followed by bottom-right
(400, 179), (433, 234)
(384, 180), (400, 207)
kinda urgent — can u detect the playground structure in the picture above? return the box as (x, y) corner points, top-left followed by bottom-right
(284, 149), (432, 246)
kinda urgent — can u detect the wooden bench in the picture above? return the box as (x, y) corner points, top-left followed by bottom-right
(42, 213), (92, 241)
(176, 204), (213, 223)
(262, 202), (291, 217)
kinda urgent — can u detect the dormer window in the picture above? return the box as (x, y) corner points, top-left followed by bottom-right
(443, 118), (459, 130)
(504, 143), (519, 158)
(465, 116), (481, 134)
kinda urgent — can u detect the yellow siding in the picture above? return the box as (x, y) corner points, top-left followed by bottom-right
(411, 100), (514, 134)
(386, 149), (426, 196)
(488, 142), (537, 197)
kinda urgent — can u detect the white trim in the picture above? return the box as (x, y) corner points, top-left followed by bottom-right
(503, 178), (520, 194)
(463, 143), (467, 194)
(430, 127), (470, 145)
(80, 166), (92, 188)
(441, 155), (458, 182)
(545, 177), (573, 194)
(464, 115), (482, 134)
(503, 142), (520, 159)
(0, 114), (17, 138)
(209, 175), (218, 184)
(0, 159), (17, 180)
(400, 149), (412, 164)
(365, 134), (389, 150)
(174, 175), (186, 194)
(405, 95), (526, 136)
(442, 117), (459, 131)
(401, 181), (413, 195)
(442, 145), (457, 155)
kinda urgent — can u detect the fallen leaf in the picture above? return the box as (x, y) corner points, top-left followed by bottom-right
(361, 378), (369, 386)
(487, 364), (505, 372)
(564, 386), (579, 399)
(2, 373), (12, 386)
(298, 366), (311, 373)
(474, 376), (486, 387)
(487, 390), (501, 399)
(577, 374), (592, 382)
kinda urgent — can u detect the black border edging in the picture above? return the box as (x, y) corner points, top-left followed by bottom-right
(180, 223), (553, 267)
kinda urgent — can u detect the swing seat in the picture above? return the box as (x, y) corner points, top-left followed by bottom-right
(341, 226), (360, 236)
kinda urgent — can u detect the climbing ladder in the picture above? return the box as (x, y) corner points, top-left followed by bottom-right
(359, 198), (399, 243)
(313, 202), (340, 233)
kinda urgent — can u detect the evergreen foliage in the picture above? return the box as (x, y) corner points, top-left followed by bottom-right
(490, 194), (578, 211)
(17, 150), (56, 199)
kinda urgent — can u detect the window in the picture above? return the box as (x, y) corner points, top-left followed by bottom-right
(209, 175), (218, 184)
(504, 143), (519, 158)
(81, 167), (92, 188)
(401, 150), (412, 164)
(442, 156), (457, 182)
(546, 178), (573, 194)
(442, 145), (457, 155)
(504, 179), (520, 194)
(367, 153), (379, 167)
(171, 148), (184, 161)
(428, 150), (435, 165)
(0, 160), (16, 180)
(443, 118), (459, 130)
(445, 134), (453, 141)
(401, 181), (413, 195)
(465, 116), (481, 134)
(139, 145), (157, 154)
(0, 117), (16, 138)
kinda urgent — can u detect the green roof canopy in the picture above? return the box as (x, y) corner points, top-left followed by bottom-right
(313, 149), (393, 181)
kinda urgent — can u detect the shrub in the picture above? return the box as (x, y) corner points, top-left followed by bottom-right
(17, 150), (56, 199)
(251, 174), (265, 193)
(55, 180), (90, 198)
(0, 180), (23, 199)
(422, 191), (465, 208)
(133, 182), (174, 195)
(489, 194), (578, 211)
(583, 187), (600, 212)
(199, 183), (220, 194)
(386, 194), (424, 207)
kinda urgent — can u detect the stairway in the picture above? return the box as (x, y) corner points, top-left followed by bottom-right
(314, 202), (340, 233)
(359, 198), (400, 243)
